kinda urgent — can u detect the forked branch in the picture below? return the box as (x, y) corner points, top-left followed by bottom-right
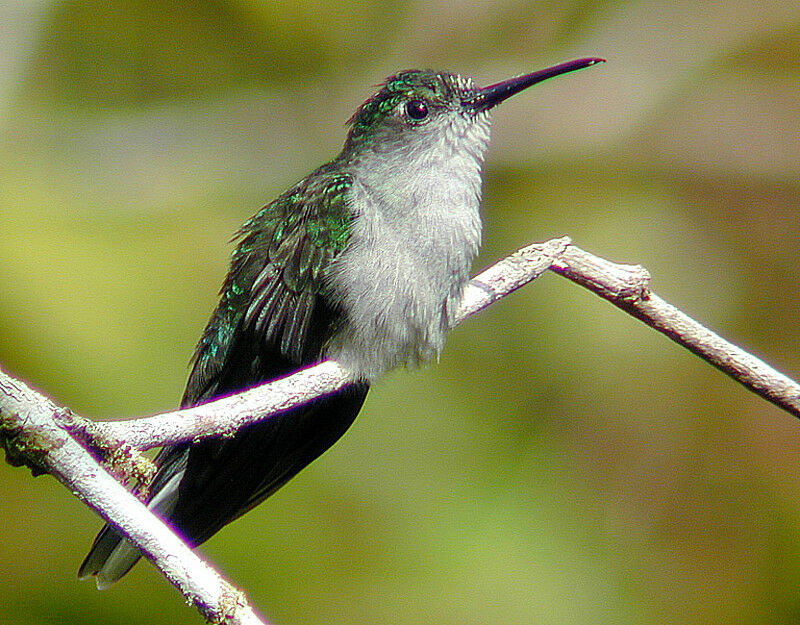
(2, 236), (798, 625)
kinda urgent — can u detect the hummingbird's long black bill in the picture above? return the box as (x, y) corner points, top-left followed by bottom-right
(463, 57), (605, 113)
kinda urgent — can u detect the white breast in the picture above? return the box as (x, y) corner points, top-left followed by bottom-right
(324, 115), (491, 379)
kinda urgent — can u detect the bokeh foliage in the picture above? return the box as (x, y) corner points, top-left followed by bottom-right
(1, 1), (799, 624)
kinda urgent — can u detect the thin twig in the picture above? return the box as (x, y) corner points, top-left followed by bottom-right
(81, 235), (800, 455)
(88, 236), (571, 451)
(550, 245), (800, 417)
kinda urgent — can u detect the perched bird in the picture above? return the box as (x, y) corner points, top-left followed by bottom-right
(79, 57), (603, 587)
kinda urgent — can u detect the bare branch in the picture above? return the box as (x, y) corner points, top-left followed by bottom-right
(0, 370), (268, 625)
(550, 245), (800, 417)
(86, 236), (572, 451)
(0, 236), (570, 624)
(3, 235), (800, 625)
(81, 360), (355, 452)
(80, 235), (800, 457)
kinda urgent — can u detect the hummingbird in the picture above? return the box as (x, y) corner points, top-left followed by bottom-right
(79, 57), (603, 587)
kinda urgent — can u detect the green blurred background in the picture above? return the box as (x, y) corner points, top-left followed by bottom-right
(1, 1), (799, 623)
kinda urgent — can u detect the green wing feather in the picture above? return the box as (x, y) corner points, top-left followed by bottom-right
(79, 168), (363, 581)
(182, 168), (353, 407)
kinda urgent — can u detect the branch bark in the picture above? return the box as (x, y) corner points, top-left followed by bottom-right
(0, 371), (265, 624)
(76, 236), (570, 452)
(549, 245), (800, 418)
(2, 236), (799, 625)
(72, 236), (800, 456)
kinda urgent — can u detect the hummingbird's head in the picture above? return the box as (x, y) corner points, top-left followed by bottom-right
(342, 58), (604, 163)
(345, 69), (483, 155)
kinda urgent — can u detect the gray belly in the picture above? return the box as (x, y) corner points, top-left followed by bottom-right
(326, 150), (484, 379)
(323, 208), (480, 379)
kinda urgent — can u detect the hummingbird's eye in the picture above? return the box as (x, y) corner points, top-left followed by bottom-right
(404, 100), (429, 121)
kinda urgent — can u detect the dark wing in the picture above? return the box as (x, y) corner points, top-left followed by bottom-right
(79, 168), (365, 583)
(182, 169), (355, 407)
(161, 168), (366, 545)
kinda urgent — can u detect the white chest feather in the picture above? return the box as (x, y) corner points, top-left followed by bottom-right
(324, 117), (490, 379)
